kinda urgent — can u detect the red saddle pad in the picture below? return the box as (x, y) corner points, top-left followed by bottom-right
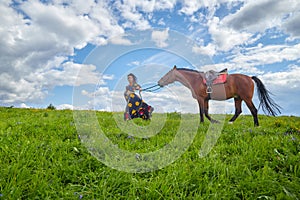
(203, 73), (227, 85)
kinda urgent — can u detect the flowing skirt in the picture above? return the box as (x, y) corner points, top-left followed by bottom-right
(124, 93), (153, 120)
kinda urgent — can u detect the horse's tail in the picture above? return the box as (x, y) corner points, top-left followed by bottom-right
(251, 76), (281, 116)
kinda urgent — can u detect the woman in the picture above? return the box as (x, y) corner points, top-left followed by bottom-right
(124, 73), (153, 120)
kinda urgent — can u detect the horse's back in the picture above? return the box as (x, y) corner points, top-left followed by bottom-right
(227, 74), (253, 85)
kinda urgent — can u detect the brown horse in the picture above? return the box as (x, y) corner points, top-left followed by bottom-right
(158, 66), (281, 126)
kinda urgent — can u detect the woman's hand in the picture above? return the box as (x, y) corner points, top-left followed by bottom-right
(136, 86), (142, 91)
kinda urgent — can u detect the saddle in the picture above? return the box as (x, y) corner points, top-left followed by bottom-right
(203, 68), (228, 93)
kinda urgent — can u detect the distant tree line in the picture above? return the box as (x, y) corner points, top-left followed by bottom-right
(46, 103), (56, 110)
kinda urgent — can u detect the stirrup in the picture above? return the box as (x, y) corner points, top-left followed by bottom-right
(206, 86), (213, 93)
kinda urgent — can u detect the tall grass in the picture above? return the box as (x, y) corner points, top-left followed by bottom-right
(0, 107), (299, 199)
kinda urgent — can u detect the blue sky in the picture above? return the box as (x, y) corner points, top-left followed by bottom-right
(1, 0), (300, 116)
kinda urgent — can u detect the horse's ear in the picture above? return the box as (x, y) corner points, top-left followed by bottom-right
(173, 65), (177, 69)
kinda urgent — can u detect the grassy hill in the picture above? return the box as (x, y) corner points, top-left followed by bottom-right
(0, 107), (299, 199)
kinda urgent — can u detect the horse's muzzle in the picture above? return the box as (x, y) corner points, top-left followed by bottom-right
(157, 82), (164, 87)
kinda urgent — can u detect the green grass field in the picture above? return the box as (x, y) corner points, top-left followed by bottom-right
(0, 107), (299, 199)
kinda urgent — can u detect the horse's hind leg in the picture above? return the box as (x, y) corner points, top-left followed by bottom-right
(229, 97), (242, 123)
(244, 99), (259, 126)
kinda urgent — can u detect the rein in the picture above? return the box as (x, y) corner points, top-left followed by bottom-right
(141, 84), (161, 92)
(139, 84), (161, 100)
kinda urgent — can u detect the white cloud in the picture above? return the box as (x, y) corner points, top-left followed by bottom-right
(223, 0), (300, 33)
(179, 0), (240, 18)
(112, 0), (176, 31)
(114, 1), (151, 31)
(207, 17), (252, 51)
(93, 37), (108, 46)
(88, 2), (124, 40)
(259, 66), (300, 116)
(0, 60), (103, 104)
(262, 65), (300, 88)
(20, 103), (30, 108)
(20, 1), (100, 48)
(179, 0), (222, 16)
(192, 43), (216, 57)
(179, 0), (204, 15)
(189, 0), (300, 55)
(57, 104), (74, 110)
(231, 43), (300, 67)
(116, 0), (176, 13)
(282, 11), (300, 39)
(81, 86), (116, 111)
(127, 61), (141, 66)
(198, 63), (263, 75)
(109, 35), (134, 46)
(103, 74), (115, 80)
(142, 51), (182, 66)
(198, 42), (300, 75)
(151, 28), (169, 48)
(54, 62), (101, 86)
(0, 0), (123, 104)
(25, 62), (101, 87)
(157, 18), (166, 26)
(81, 90), (89, 96)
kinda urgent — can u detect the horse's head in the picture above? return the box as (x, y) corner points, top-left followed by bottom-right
(158, 65), (177, 87)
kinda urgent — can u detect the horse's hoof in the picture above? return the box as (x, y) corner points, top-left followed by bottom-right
(228, 121), (233, 124)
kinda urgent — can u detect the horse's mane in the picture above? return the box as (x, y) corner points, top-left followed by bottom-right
(177, 68), (203, 73)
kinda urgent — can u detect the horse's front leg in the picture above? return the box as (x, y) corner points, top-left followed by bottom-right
(204, 100), (219, 123)
(197, 99), (204, 123)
